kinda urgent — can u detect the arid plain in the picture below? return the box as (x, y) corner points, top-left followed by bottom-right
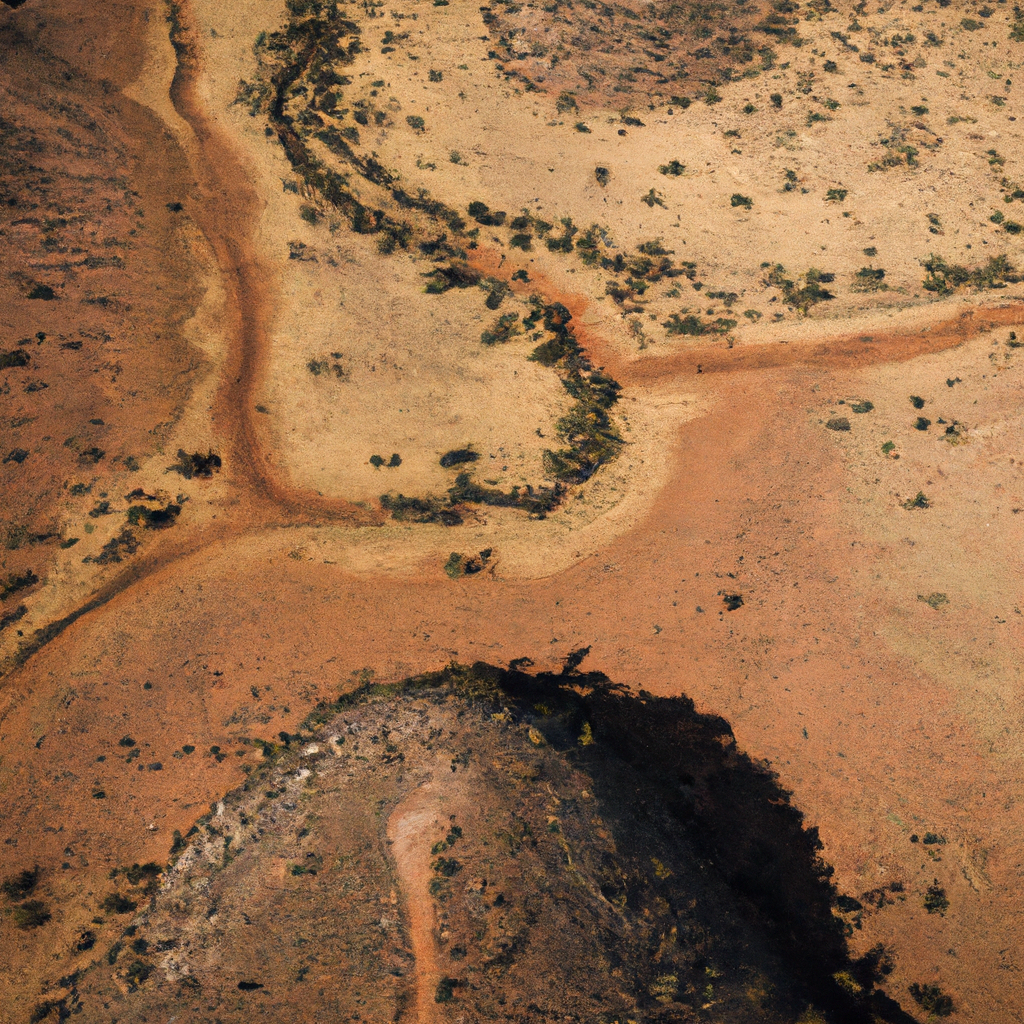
(1, 0), (1023, 1020)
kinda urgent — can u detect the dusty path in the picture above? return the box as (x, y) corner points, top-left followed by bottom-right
(387, 781), (456, 1024)
(5, 0), (1024, 678)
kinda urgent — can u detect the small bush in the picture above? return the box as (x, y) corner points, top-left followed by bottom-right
(435, 977), (457, 1002)
(914, 417), (931, 431)
(428, 69), (443, 82)
(903, 491), (930, 510)
(102, 893), (138, 914)
(0, 350), (30, 369)
(556, 91), (578, 113)
(467, 201), (505, 226)
(167, 449), (221, 479)
(658, 159), (685, 176)
(909, 983), (954, 1016)
(406, 115), (425, 131)
(663, 313), (734, 336)
(852, 267), (886, 292)
(594, 166), (610, 186)
(850, 401), (873, 414)
(481, 313), (520, 345)
(127, 504), (182, 530)
(13, 900), (51, 929)
(1, 867), (38, 899)
(825, 188), (848, 202)
(770, 92), (783, 108)
(440, 448), (479, 468)
(923, 881), (948, 914)
(826, 417), (851, 432)
(730, 193), (753, 210)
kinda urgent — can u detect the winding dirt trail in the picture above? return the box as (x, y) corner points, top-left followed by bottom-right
(165, 0), (382, 527)
(4, 0), (1024, 680)
(387, 781), (452, 1024)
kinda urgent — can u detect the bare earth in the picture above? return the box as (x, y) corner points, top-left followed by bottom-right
(2, 0), (1024, 1021)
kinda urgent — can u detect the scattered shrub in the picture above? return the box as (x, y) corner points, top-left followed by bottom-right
(435, 977), (457, 1002)
(406, 114), (425, 131)
(439, 448), (479, 468)
(826, 417), (851, 432)
(0, 350), (30, 369)
(481, 313), (520, 345)
(909, 983), (954, 1016)
(903, 491), (930, 510)
(167, 449), (221, 479)
(127, 504), (182, 530)
(102, 893), (138, 914)
(1, 867), (39, 899)
(730, 193), (753, 210)
(13, 900), (51, 929)
(923, 880), (948, 914)
(467, 201), (505, 226)
(763, 264), (835, 313)
(852, 267), (886, 291)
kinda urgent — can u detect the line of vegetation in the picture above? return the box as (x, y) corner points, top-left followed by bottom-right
(921, 254), (1022, 295)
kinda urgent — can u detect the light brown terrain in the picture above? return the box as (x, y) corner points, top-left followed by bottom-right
(2, 0), (1024, 1021)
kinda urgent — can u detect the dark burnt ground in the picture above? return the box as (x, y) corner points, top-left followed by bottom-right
(59, 660), (916, 1024)
(477, 0), (818, 109)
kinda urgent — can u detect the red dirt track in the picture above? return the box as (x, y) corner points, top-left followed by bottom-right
(1, 1), (1023, 1021)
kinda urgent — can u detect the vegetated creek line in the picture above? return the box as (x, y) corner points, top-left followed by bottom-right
(167, 0), (379, 525)
(6, 0), (1022, 676)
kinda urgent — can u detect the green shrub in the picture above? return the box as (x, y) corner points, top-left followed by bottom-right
(763, 264), (834, 313)
(825, 188), (848, 202)
(406, 115), (425, 131)
(903, 491), (930, 510)
(923, 880), (948, 914)
(556, 91), (578, 113)
(662, 313), (735, 336)
(730, 193), (753, 210)
(13, 900), (51, 929)
(480, 313), (520, 345)
(658, 159), (685, 176)
(467, 201), (505, 226)
(852, 267), (886, 291)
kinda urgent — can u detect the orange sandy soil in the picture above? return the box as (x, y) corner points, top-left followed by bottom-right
(1, 1), (1023, 1022)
